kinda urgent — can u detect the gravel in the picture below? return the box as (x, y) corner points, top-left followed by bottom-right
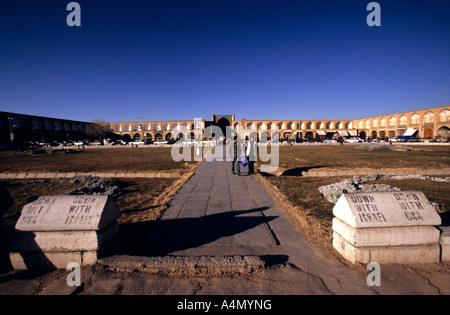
(318, 174), (450, 204)
(17, 175), (122, 199)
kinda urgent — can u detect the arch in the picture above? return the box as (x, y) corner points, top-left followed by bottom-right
(371, 131), (378, 139)
(372, 119), (378, 128)
(423, 111), (434, 124)
(379, 117), (386, 128)
(287, 121), (294, 129)
(438, 109), (449, 123)
(300, 122), (305, 129)
(316, 121), (324, 129)
(176, 132), (184, 141)
(55, 122), (64, 131)
(326, 121), (333, 129)
(423, 127), (433, 138)
(44, 120), (53, 130)
(359, 131), (367, 139)
(257, 122), (265, 129)
(388, 130), (396, 138)
(277, 122), (285, 130)
(165, 133), (173, 141)
(410, 113), (420, 125)
(437, 126), (450, 139)
(151, 123), (160, 131)
(132, 123), (140, 131)
(64, 122), (72, 131)
(345, 121), (352, 129)
(388, 116), (396, 127)
(145, 133), (152, 143)
(123, 124), (131, 132)
(306, 122), (313, 129)
(365, 120), (370, 129)
(181, 122), (190, 130)
(114, 124), (121, 132)
(154, 133), (163, 141)
(162, 123), (170, 131)
(32, 119), (42, 130)
(142, 123), (150, 131)
(217, 117), (230, 135)
(172, 123), (180, 131)
(267, 122), (274, 130)
(399, 115), (407, 126)
(358, 120), (364, 129)
(336, 121), (343, 129)
(133, 133), (141, 140)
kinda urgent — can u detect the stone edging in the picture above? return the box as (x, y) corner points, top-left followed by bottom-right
(0, 171), (180, 180)
(267, 169), (450, 177)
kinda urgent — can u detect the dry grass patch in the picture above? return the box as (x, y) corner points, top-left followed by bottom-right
(260, 144), (450, 172)
(0, 147), (197, 174)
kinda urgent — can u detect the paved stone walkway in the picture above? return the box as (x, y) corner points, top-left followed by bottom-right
(139, 151), (305, 258)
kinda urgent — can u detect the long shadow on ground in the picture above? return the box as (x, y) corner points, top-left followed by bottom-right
(118, 207), (276, 256)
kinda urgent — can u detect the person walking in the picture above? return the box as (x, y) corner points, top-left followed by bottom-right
(246, 134), (258, 175)
(230, 134), (243, 175)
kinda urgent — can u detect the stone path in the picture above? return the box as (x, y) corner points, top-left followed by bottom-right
(137, 152), (305, 258)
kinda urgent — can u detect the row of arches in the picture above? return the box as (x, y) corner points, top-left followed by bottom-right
(106, 121), (203, 133)
(234, 120), (354, 130)
(233, 109), (449, 132)
(105, 107), (449, 140)
(356, 109), (449, 130)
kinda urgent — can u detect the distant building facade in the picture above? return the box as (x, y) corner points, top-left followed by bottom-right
(103, 105), (450, 142)
(0, 111), (93, 144)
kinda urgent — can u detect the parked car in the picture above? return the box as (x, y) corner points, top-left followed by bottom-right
(323, 138), (337, 144)
(130, 140), (144, 146)
(153, 140), (168, 145)
(73, 141), (84, 146)
(344, 137), (363, 143)
(90, 140), (101, 146)
(114, 140), (126, 145)
(395, 136), (419, 142)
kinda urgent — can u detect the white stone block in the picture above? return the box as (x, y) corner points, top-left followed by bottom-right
(333, 191), (441, 228)
(11, 222), (119, 252)
(332, 218), (440, 247)
(333, 232), (441, 264)
(15, 195), (120, 232)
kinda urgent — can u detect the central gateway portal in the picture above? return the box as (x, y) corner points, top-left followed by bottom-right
(211, 114), (235, 137)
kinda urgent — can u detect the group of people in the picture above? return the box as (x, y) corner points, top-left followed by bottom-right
(227, 134), (258, 176)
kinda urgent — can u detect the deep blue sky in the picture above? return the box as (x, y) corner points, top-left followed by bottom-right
(1, 0), (449, 122)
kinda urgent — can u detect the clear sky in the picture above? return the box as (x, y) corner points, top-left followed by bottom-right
(1, 0), (449, 123)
